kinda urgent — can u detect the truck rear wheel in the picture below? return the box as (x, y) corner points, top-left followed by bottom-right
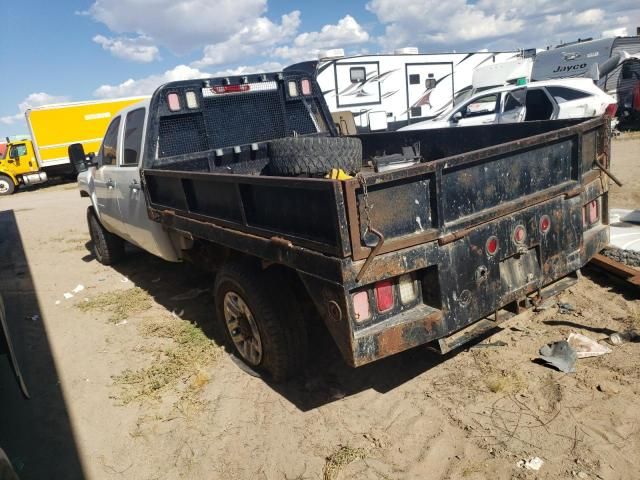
(214, 262), (307, 382)
(87, 207), (125, 265)
(268, 136), (362, 177)
(0, 175), (15, 196)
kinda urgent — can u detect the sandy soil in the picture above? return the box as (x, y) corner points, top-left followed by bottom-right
(0, 137), (638, 480)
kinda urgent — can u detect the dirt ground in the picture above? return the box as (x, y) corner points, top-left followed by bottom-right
(0, 137), (638, 480)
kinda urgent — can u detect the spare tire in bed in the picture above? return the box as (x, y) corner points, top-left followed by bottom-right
(268, 136), (362, 177)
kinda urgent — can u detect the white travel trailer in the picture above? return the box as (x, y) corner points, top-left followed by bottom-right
(286, 47), (525, 131)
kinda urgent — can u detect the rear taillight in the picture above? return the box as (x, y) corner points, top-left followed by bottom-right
(486, 236), (499, 256)
(301, 78), (312, 95)
(540, 215), (551, 234)
(212, 84), (250, 94)
(375, 280), (394, 312)
(352, 291), (370, 323)
(604, 103), (617, 117)
(398, 274), (417, 304)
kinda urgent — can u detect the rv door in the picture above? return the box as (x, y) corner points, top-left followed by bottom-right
(406, 63), (454, 122)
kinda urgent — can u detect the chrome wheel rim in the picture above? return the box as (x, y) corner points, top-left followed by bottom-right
(0, 180), (9, 194)
(223, 291), (263, 366)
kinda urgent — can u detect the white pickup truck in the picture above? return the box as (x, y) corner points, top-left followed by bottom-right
(78, 100), (187, 265)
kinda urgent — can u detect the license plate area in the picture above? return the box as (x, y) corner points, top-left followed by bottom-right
(499, 247), (541, 295)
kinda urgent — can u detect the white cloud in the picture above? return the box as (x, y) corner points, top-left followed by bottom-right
(87, 0), (267, 53)
(274, 15), (370, 62)
(92, 62), (284, 99)
(93, 34), (160, 62)
(602, 27), (628, 37)
(192, 11), (300, 68)
(367, 0), (640, 50)
(1, 92), (70, 125)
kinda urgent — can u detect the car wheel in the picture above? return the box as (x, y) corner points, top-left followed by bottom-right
(86, 207), (124, 265)
(214, 261), (307, 381)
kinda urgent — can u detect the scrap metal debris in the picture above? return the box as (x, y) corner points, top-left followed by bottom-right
(539, 340), (577, 373)
(567, 333), (611, 358)
(607, 330), (639, 345)
(72, 284), (85, 294)
(557, 302), (576, 314)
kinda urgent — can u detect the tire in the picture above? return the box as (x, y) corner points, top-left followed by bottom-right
(86, 207), (125, 265)
(268, 136), (362, 177)
(214, 262), (308, 382)
(0, 175), (15, 196)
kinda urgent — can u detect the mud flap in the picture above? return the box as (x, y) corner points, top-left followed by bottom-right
(0, 294), (30, 398)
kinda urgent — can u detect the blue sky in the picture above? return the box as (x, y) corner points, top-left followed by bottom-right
(2, 0), (639, 136)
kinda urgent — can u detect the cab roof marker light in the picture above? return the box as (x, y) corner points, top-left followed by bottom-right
(167, 93), (180, 111)
(185, 91), (198, 109)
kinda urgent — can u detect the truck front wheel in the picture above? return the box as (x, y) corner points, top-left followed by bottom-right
(0, 175), (15, 196)
(214, 262), (307, 382)
(87, 207), (125, 265)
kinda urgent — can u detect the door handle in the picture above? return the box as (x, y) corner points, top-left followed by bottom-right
(106, 179), (114, 189)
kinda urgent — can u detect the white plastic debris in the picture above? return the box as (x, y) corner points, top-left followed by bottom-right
(121, 277), (129, 283)
(72, 284), (84, 294)
(567, 333), (612, 358)
(151, 277), (161, 283)
(55, 300), (61, 305)
(115, 320), (128, 326)
(171, 309), (185, 319)
(517, 457), (544, 471)
(170, 288), (209, 301)
(63, 292), (73, 300)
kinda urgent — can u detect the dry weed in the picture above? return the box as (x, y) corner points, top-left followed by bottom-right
(77, 287), (152, 322)
(323, 445), (367, 480)
(484, 370), (527, 394)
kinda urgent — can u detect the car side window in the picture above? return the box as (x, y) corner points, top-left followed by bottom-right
(462, 94), (498, 117)
(503, 89), (526, 112)
(545, 86), (590, 104)
(101, 116), (121, 166)
(122, 108), (145, 166)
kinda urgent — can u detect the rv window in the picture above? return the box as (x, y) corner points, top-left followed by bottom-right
(425, 77), (436, 89)
(123, 108), (145, 165)
(410, 107), (422, 117)
(101, 116), (121, 166)
(409, 74), (420, 85)
(463, 94), (498, 117)
(545, 86), (590, 103)
(350, 67), (366, 83)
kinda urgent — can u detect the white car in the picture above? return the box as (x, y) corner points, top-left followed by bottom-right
(399, 78), (617, 131)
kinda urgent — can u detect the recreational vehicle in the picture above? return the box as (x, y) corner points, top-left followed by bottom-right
(286, 48), (524, 131)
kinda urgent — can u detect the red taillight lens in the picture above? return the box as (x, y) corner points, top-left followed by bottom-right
(301, 79), (312, 95)
(375, 280), (394, 312)
(604, 103), (617, 117)
(352, 291), (370, 323)
(486, 236), (499, 256)
(540, 215), (551, 234)
(212, 84), (251, 94)
(513, 225), (526, 244)
(167, 92), (181, 111)
(589, 200), (599, 224)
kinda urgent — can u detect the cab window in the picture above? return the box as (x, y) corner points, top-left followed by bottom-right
(9, 144), (28, 158)
(122, 108), (145, 166)
(461, 93), (499, 117)
(101, 116), (121, 166)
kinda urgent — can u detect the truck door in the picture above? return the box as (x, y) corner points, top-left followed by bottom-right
(406, 63), (454, 123)
(92, 116), (124, 233)
(114, 108), (179, 261)
(335, 62), (381, 128)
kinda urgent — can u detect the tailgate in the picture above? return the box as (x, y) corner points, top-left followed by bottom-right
(345, 118), (605, 260)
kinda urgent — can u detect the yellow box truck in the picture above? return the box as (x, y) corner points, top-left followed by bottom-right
(0, 96), (147, 195)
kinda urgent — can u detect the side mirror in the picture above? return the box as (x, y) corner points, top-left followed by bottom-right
(68, 143), (91, 174)
(452, 111), (463, 123)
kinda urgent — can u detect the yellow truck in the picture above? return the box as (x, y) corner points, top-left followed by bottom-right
(0, 97), (147, 195)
